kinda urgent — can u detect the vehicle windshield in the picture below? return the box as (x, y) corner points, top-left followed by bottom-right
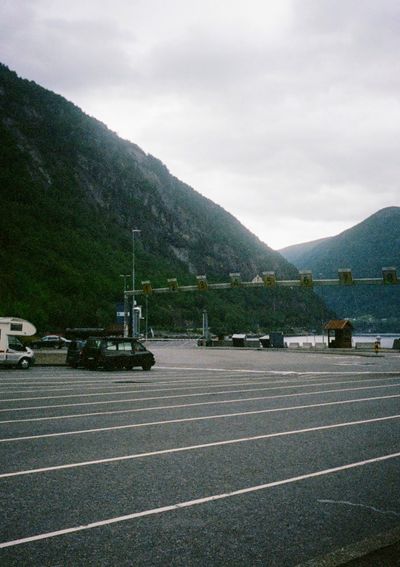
(86, 339), (102, 348)
(8, 336), (25, 351)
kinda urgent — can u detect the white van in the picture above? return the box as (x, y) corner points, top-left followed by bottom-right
(0, 317), (36, 369)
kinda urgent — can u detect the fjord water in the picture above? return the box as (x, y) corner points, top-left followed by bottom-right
(285, 333), (400, 348)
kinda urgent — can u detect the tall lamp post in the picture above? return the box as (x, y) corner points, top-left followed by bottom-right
(120, 274), (130, 337)
(132, 228), (141, 337)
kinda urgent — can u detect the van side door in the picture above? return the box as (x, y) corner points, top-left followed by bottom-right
(6, 336), (27, 365)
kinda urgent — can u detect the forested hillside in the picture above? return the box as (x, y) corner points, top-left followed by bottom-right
(280, 207), (400, 330)
(0, 63), (332, 333)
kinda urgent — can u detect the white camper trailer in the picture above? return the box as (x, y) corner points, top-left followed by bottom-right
(0, 317), (36, 369)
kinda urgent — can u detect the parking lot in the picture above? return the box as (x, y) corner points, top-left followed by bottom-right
(1, 343), (400, 566)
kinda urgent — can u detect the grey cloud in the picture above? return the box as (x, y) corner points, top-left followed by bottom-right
(1, 0), (399, 247)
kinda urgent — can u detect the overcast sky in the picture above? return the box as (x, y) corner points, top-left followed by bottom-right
(1, 0), (399, 249)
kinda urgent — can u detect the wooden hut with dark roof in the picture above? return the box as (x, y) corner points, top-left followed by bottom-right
(324, 320), (353, 349)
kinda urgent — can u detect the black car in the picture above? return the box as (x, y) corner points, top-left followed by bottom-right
(66, 339), (87, 368)
(81, 337), (155, 371)
(30, 335), (71, 349)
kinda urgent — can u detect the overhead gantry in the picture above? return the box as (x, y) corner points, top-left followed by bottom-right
(124, 267), (399, 297)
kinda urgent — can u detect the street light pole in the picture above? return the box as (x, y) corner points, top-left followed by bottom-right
(120, 274), (130, 337)
(132, 228), (141, 337)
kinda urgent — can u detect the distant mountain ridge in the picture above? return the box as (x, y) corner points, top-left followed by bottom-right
(280, 236), (333, 267)
(279, 207), (400, 329)
(0, 62), (331, 332)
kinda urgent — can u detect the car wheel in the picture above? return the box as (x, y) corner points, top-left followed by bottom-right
(18, 358), (31, 370)
(142, 364), (152, 371)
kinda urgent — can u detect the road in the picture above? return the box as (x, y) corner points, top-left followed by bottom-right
(0, 343), (400, 566)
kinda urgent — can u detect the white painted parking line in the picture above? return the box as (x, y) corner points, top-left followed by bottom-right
(0, 379), (128, 386)
(2, 413), (400, 479)
(1, 392), (400, 443)
(2, 368), (395, 394)
(157, 366), (398, 377)
(2, 450), (400, 549)
(156, 366), (298, 373)
(0, 368), (299, 391)
(2, 374), (399, 407)
(1, 382), (400, 424)
(0, 380), (284, 402)
(0, 373), (335, 393)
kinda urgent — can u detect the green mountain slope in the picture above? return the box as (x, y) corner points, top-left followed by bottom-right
(0, 62), (332, 333)
(280, 207), (400, 330)
(280, 236), (332, 266)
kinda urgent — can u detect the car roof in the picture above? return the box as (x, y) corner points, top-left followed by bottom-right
(88, 336), (140, 341)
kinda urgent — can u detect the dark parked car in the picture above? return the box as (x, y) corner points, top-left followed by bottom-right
(82, 337), (155, 371)
(30, 335), (71, 349)
(66, 339), (87, 368)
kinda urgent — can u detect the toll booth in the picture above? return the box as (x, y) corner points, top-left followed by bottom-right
(259, 332), (285, 348)
(324, 320), (353, 348)
(270, 332), (285, 348)
(232, 334), (246, 347)
(259, 335), (271, 348)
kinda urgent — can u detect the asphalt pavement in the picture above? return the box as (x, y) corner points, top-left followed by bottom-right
(0, 343), (400, 565)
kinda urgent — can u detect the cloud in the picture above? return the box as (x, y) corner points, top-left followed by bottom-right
(1, 0), (399, 248)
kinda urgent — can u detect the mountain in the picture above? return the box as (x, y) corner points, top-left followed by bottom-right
(279, 236), (332, 266)
(0, 62), (332, 333)
(280, 207), (400, 330)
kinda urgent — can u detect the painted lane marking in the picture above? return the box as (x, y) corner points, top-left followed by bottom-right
(157, 366), (400, 376)
(0, 378), (141, 386)
(0, 374), (274, 393)
(0, 368), (317, 392)
(1, 382), (400, 424)
(1, 450), (400, 548)
(1, 413), (400, 479)
(0, 379), (295, 402)
(318, 499), (400, 517)
(0, 368), (400, 394)
(1, 392), (400, 443)
(0, 371), (352, 393)
(1, 375), (399, 408)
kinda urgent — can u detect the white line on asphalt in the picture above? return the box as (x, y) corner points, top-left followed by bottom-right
(1, 413), (400, 479)
(1, 374), (399, 407)
(157, 367), (399, 376)
(0, 379), (285, 402)
(1, 382), (400, 424)
(0, 368), (301, 392)
(0, 371), (346, 394)
(0, 379), (129, 386)
(0, 374), (324, 392)
(2, 450), (400, 548)
(157, 366), (299, 373)
(1, 369), (397, 395)
(0, 366), (288, 388)
(1, 392), (400, 443)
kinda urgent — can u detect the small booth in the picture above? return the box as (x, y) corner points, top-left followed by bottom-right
(260, 332), (285, 348)
(270, 332), (285, 348)
(259, 335), (271, 348)
(324, 320), (353, 349)
(232, 334), (246, 347)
